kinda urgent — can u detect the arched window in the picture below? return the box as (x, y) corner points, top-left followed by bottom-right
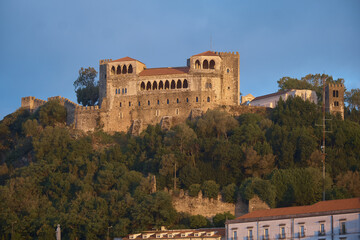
(171, 80), (175, 89)
(117, 65), (121, 74)
(195, 60), (201, 69)
(183, 79), (188, 88)
(111, 66), (115, 75)
(146, 81), (151, 90)
(207, 97), (210, 102)
(153, 81), (158, 90)
(122, 65), (127, 74)
(177, 79), (182, 89)
(128, 64), (133, 73)
(165, 80), (170, 89)
(203, 60), (209, 69)
(209, 60), (215, 69)
(140, 82), (145, 91)
(159, 81), (164, 90)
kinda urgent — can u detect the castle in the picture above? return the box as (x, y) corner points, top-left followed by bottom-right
(21, 51), (240, 134)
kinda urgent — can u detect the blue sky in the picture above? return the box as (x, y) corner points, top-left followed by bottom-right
(0, 0), (359, 119)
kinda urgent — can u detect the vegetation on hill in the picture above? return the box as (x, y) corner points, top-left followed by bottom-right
(1, 93), (360, 239)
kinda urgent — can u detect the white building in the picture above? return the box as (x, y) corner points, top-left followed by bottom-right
(250, 89), (317, 108)
(226, 198), (360, 240)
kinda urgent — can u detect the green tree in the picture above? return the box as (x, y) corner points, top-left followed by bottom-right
(188, 184), (201, 197)
(221, 183), (237, 203)
(189, 215), (208, 229)
(36, 100), (67, 127)
(212, 212), (235, 227)
(74, 67), (99, 106)
(239, 177), (276, 208)
(345, 88), (360, 110)
(201, 180), (219, 199)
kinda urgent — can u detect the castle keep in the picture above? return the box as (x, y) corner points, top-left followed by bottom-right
(22, 51), (240, 134)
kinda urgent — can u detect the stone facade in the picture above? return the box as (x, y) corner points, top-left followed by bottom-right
(21, 51), (240, 134)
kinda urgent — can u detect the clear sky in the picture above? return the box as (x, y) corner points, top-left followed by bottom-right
(0, 0), (359, 120)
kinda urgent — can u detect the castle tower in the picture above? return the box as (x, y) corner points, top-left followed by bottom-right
(325, 84), (344, 119)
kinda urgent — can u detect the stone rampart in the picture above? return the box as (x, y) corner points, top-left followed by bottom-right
(21, 96), (47, 112)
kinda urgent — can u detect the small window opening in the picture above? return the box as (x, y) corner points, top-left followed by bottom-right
(122, 65), (127, 74)
(128, 64), (133, 73)
(167, 99), (169, 104)
(157, 100), (160, 105)
(207, 97), (210, 102)
(138, 101), (141, 106)
(120, 102), (122, 107)
(111, 66), (115, 75)
(196, 97), (199, 102)
(210, 60), (215, 69)
(171, 80), (176, 89)
(117, 65), (121, 74)
(183, 79), (188, 88)
(186, 98), (189, 102)
(148, 100), (150, 105)
(203, 60), (209, 69)
(177, 98), (179, 103)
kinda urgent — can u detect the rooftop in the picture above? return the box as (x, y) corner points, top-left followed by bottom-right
(139, 67), (190, 76)
(193, 51), (218, 57)
(251, 90), (292, 102)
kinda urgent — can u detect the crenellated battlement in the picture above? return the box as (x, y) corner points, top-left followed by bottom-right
(75, 105), (99, 111)
(328, 84), (344, 88)
(216, 51), (239, 56)
(99, 59), (113, 65)
(21, 96), (47, 111)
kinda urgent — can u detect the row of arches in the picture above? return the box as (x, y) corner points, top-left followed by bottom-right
(140, 79), (188, 91)
(195, 59), (215, 69)
(111, 64), (133, 75)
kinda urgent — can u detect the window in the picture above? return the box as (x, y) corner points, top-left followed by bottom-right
(280, 226), (285, 239)
(119, 112), (123, 119)
(128, 64), (133, 73)
(233, 231), (237, 240)
(146, 81), (151, 90)
(177, 98), (179, 103)
(340, 221), (346, 235)
(115, 89), (118, 94)
(203, 60), (209, 69)
(156, 110), (160, 116)
(165, 80), (170, 89)
(333, 90), (339, 97)
(171, 80), (176, 89)
(141, 82), (145, 91)
(122, 65), (127, 74)
(319, 223), (325, 236)
(159, 81), (164, 90)
(299, 225), (305, 238)
(186, 98), (189, 103)
(264, 228), (269, 240)
(207, 97), (210, 102)
(148, 100), (150, 106)
(125, 88), (127, 94)
(129, 102), (131, 106)
(138, 101), (141, 106)
(117, 65), (121, 74)
(183, 79), (188, 88)
(175, 108), (179, 115)
(120, 102), (122, 107)
(177, 80), (182, 89)
(153, 81), (158, 90)
(227, 68), (230, 73)
(334, 101), (339, 106)
(196, 97), (198, 102)
(121, 88), (124, 94)
(167, 99), (169, 104)
(248, 229), (253, 240)
(209, 60), (215, 69)
(195, 60), (201, 69)
(157, 100), (160, 105)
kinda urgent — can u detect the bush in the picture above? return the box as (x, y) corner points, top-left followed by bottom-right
(222, 183), (237, 203)
(189, 215), (209, 229)
(202, 180), (219, 199)
(213, 212), (235, 227)
(37, 100), (67, 126)
(188, 184), (201, 197)
(239, 177), (276, 207)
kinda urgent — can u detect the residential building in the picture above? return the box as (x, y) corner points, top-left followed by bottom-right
(226, 198), (360, 240)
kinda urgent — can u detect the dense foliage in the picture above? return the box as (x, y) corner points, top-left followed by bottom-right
(0, 95), (360, 239)
(74, 67), (99, 106)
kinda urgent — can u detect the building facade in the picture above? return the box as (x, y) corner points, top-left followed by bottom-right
(21, 51), (240, 134)
(250, 89), (318, 108)
(119, 228), (225, 240)
(226, 198), (360, 240)
(325, 84), (344, 120)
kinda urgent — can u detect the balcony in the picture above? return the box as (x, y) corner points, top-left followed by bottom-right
(318, 231), (326, 236)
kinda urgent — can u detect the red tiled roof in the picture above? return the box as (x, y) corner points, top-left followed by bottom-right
(193, 51), (218, 57)
(235, 198), (360, 221)
(110, 56), (140, 63)
(251, 90), (292, 102)
(139, 67), (189, 76)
